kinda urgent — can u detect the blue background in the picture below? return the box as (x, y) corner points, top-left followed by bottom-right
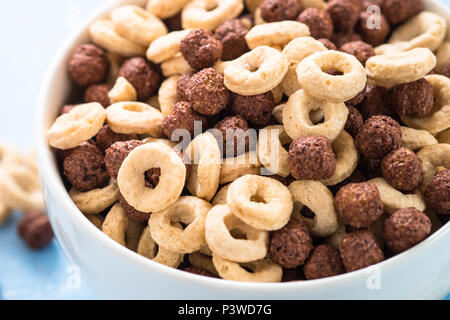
(0, 0), (449, 300)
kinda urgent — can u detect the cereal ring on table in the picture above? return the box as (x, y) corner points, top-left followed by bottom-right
(288, 180), (339, 237)
(219, 152), (261, 185)
(282, 89), (348, 142)
(365, 48), (436, 89)
(110, 5), (167, 47)
(182, 0), (244, 31)
(69, 182), (119, 215)
(224, 46), (288, 96)
(186, 132), (221, 201)
(227, 175), (293, 231)
(205, 204), (269, 262)
(401, 75), (450, 135)
(400, 127), (437, 151)
(47, 103), (105, 150)
(212, 184), (231, 206)
(297, 50), (367, 103)
(416, 144), (450, 192)
(108, 77), (137, 103)
(258, 125), (291, 178)
(158, 75), (179, 116)
(245, 21), (310, 50)
(150, 196), (212, 254)
(117, 143), (186, 213)
(367, 178), (426, 214)
(436, 42), (450, 73)
(212, 255), (282, 282)
(189, 252), (219, 276)
(146, 0), (191, 19)
(106, 102), (163, 137)
(146, 30), (191, 64)
(437, 129), (450, 144)
(89, 20), (146, 57)
(160, 55), (194, 77)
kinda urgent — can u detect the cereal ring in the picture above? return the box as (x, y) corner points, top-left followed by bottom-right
(227, 175), (293, 231)
(125, 220), (146, 252)
(257, 125), (291, 178)
(89, 20), (146, 57)
(220, 152), (261, 185)
(212, 184), (231, 206)
(437, 129), (450, 144)
(272, 103), (285, 124)
(186, 132), (221, 201)
(213, 60), (231, 75)
(102, 203), (129, 246)
(108, 77), (137, 103)
(84, 214), (104, 230)
(158, 75), (179, 116)
(106, 102), (164, 137)
(205, 204), (269, 262)
(417, 144), (450, 192)
(69, 182), (119, 215)
(297, 50), (367, 103)
(224, 46), (288, 96)
(401, 75), (450, 135)
(48, 103), (105, 150)
(160, 55), (194, 77)
(253, 7), (266, 26)
(401, 126), (438, 151)
(282, 89), (348, 142)
(146, 30), (191, 64)
(145, 95), (161, 110)
(326, 224), (346, 249)
(117, 143), (186, 213)
(436, 42), (450, 73)
(245, 0), (263, 13)
(365, 48), (436, 89)
(146, 0), (191, 19)
(289, 180), (339, 237)
(189, 252), (219, 276)
(182, 0), (244, 31)
(141, 137), (177, 149)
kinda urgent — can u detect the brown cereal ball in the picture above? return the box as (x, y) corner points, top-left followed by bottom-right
(331, 31), (362, 48)
(339, 40), (375, 65)
(186, 68), (230, 116)
(94, 125), (138, 153)
(356, 116), (402, 159)
(63, 142), (109, 192)
(360, 156), (382, 179)
(330, 168), (367, 195)
(327, 0), (361, 32)
(18, 211), (54, 250)
(357, 85), (394, 120)
(345, 106), (364, 138)
(183, 266), (216, 278)
(260, 0), (302, 22)
(297, 8), (334, 39)
(230, 92), (275, 128)
(340, 230), (384, 272)
(383, 207), (431, 253)
(117, 57), (161, 101)
(176, 72), (194, 102)
(214, 116), (250, 157)
(163, 12), (182, 32)
(381, 147), (424, 192)
(180, 29), (223, 70)
(318, 38), (337, 50)
(269, 219), (313, 269)
(84, 83), (112, 107)
(282, 268), (304, 282)
(68, 44), (109, 87)
(356, 11), (391, 46)
(214, 19), (250, 61)
(288, 136), (337, 180)
(424, 170), (450, 215)
(381, 0), (422, 25)
(162, 101), (208, 140)
(335, 182), (384, 228)
(304, 245), (344, 280)
(390, 78), (434, 118)
(104, 140), (143, 180)
(118, 192), (150, 223)
(346, 86), (366, 107)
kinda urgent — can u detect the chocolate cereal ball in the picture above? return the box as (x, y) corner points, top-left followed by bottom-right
(288, 136), (337, 180)
(356, 11), (391, 46)
(68, 44), (109, 87)
(318, 38), (337, 50)
(84, 83), (112, 107)
(340, 230), (384, 272)
(118, 192), (150, 223)
(424, 170), (450, 215)
(304, 245), (344, 280)
(186, 68), (230, 116)
(282, 268), (304, 282)
(331, 31), (362, 48)
(383, 207), (431, 253)
(18, 211), (54, 250)
(230, 92), (275, 128)
(104, 140), (143, 180)
(94, 125), (138, 153)
(162, 101), (208, 140)
(180, 29), (223, 70)
(335, 182), (384, 228)
(63, 142), (109, 192)
(359, 156), (382, 179)
(214, 19), (250, 61)
(297, 8), (334, 39)
(260, 0), (302, 22)
(357, 85), (394, 120)
(269, 219), (313, 269)
(381, 0), (422, 25)
(381, 147), (424, 192)
(346, 86), (366, 107)
(117, 57), (161, 101)
(339, 41), (375, 65)
(345, 106), (364, 138)
(163, 12), (182, 32)
(176, 72), (194, 102)
(390, 78), (434, 118)
(356, 116), (402, 159)
(214, 116), (250, 157)
(327, 0), (361, 32)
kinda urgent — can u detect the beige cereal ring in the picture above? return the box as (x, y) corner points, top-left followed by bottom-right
(417, 144), (450, 192)
(212, 184), (231, 206)
(283, 89), (348, 142)
(272, 103), (323, 125)
(257, 125), (291, 178)
(436, 42), (450, 73)
(437, 129), (450, 144)
(85, 214), (104, 230)
(126, 220), (146, 252)
(48, 103), (105, 150)
(146, 0), (191, 19)
(69, 182), (119, 215)
(158, 75), (179, 116)
(146, 30), (191, 64)
(401, 126), (438, 151)
(106, 102), (164, 137)
(326, 224), (346, 249)
(102, 203), (129, 246)
(189, 252), (219, 276)
(161, 55), (194, 77)
(253, 7), (266, 26)
(205, 205), (269, 263)
(220, 151), (261, 185)
(108, 77), (137, 103)
(227, 175), (293, 231)
(245, 0), (263, 13)
(297, 50), (367, 103)
(118, 143), (186, 213)
(272, 85), (284, 105)
(213, 255), (282, 282)
(224, 46), (288, 96)
(213, 60), (232, 75)
(141, 137), (177, 148)
(0, 202), (12, 226)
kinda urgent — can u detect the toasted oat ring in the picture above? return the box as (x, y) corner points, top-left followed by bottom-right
(158, 75), (179, 116)
(365, 48), (436, 89)
(146, 0), (191, 19)
(401, 75), (450, 135)
(437, 129), (450, 144)
(102, 203), (129, 246)
(186, 133), (221, 201)
(69, 182), (119, 215)
(205, 205), (269, 263)
(212, 184), (231, 206)
(297, 50), (367, 103)
(436, 42), (450, 73)
(182, 0), (244, 31)
(401, 126), (438, 151)
(246, 21), (310, 50)
(189, 252), (219, 276)
(224, 46), (288, 96)
(146, 29), (191, 64)
(220, 151), (261, 185)
(118, 143), (186, 213)
(289, 180), (339, 237)
(89, 20), (146, 57)
(85, 214), (104, 230)
(227, 175), (293, 231)
(141, 137), (177, 149)
(320, 131), (358, 186)
(48, 103), (105, 150)
(150, 196), (212, 254)
(126, 220), (146, 252)
(212, 255), (282, 282)
(283, 89), (348, 142)
(416, 144), (450, 192)
(106, 102), (164, 137)
(108, 77), (137, 103)
(257, 125), (291, 178)
(161, 55), (194, 77)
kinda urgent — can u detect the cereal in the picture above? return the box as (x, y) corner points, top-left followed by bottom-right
(424, 170), (450, 215)
(146, 0), (191, 19)
(327, 0), (361, 32)
(214, 19), (250, 61)
(0, 202), (11, 226)
(435, 42), (450, 73)
(161, 54), (194, 77)
(189, 252), (219, 276)
(220, 152), (261, 185)
(339, 41), (375, 66)
(84, 83), (112, 107)
(108, 77), (137, 104)
(344, 106), (363, 138)
(105, 140), (143, 180)
(245, 0), (264, 13)
(400, 126), (438, 151)
(18, 211), (54, 250)
(340, 230), (384, 272)
(118, 191), (150, 223)
(215, 116), (250, 157)
(304, 244), (343, 280)
(416, 144), (450, 192)
(146, 29), (192, 64)
(102, 203), (129, 246)
(162, 102), (208, 141)
(296, 8), (333, 39)
(381, 0), (422, 25)
(318, 38), (337, 50)
(183, 266), (216, 277)
(331, 31), (361, 48)
(437, 129), (450, 144)
(158, 76), (179, 117)
(176, 72), (194, 102)
(69, 182), (119, 215)
(68, 44), (109, 87)
(230, 91), (275, 127)
(391, 78), (434, 118)
(258, 125), (291, 178)
(260, 0), (302, 23)
(180, 29), (223, 70)
(357, 85), (393, 120)
(356, 10), (390, 46)
(211, 184), (231, 206)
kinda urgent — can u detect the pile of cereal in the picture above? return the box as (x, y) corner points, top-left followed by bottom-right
(47, 0), (450, 282)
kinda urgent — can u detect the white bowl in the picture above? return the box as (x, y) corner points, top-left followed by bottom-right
(36, 0), (450, 299)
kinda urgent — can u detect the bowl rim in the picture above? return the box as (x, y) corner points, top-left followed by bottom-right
(35, 0), (450, 293)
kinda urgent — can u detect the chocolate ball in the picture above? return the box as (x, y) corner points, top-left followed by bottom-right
(176, 72), (194, 102)
(84, 83), (112, 107)
(180, 29), (223, 70)
(68, 44), (109, 87)
(282, 268), (304, 282)
(18, 211), (54, 250)
(340, 230), (384, 272)
(118, 192), (150, 222)
(345, 106), (364, 138)
(339, 40), (375, 65)
(424, 170), (450, 215)
(260, 0), (302, 22)
(304, 244), (344, 280)
(104, 140), (143, 180)
(230, 92), (275, 128)
(331, 31), (362, 48)
(390, 78), (434, 118)
(214, 116), (250, 157)
(214, 19), (250, 61)
(381, 0), (422, 25)
(318, 38), (337, 50)
(94, 125), (139, 153)
(163, 12), (182, 32)
(356, 11), (391, 46)
(162, 101), (208, 140)
(359, 156), (383, 179)
(327, 0), (361, 31)
(346, 86), (366, 107)
(357, 85), (394, 120)
(297, 8), (334, 39)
